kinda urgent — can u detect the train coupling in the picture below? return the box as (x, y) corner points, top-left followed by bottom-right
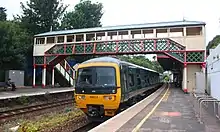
(87, 105), (104, 117)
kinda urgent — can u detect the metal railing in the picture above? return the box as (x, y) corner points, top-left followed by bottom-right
(192, 93), (220, 123)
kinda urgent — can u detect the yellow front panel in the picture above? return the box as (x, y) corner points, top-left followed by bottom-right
(74, 62), (121, 115)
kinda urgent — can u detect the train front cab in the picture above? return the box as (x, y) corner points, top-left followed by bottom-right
(74, 62), (122, 119)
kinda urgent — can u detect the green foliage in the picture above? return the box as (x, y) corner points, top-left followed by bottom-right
(118, 55), (164, 73)
(0, 7), (7, 21)
(61, 0), (103, 30)
(16, 0), (68, 35)
(163, 75), (170, 82)
(0, 21), (30, 70)
(17, 96), (29, 105)
(18, 110), (84, 132)
(206, 35), (220, 55)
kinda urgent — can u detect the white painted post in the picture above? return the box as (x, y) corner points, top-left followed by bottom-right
(183, 64), (188, 93)
(42, 65), (46, 88)
(33, 65), (36, 87)
(128, 30), (131, 39)
(52, 66), (55, 87)
(105, 32), (108, 40)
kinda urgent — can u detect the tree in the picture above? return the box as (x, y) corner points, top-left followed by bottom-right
(0, 21), (30, 70)
(206, 35), (220, 56)
(16, 0), (68, 35)
(0, 7), (7, 21)
(61, 0), (103, 30)
(118, 55), (164, 73)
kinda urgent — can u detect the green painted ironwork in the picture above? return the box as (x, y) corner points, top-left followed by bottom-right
(43, 38), (205, 63)
(156, 39), (168, 50)
(118, 41), (129, 52)
(186, 52), (204, 62)
(57, 45), (64, 54)
(169, 40), (184, 51)
(65, 45), (72, 54)
(143, 39), (154, 51)
(96, 42), (116, 52)
(34, 56), (44, 64)
(167, 52), (184, 62)
(46, 55), (56, 63)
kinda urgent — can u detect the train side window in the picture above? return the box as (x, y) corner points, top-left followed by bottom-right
(128, 74), (134, 86)
(137, 75), (141, 85)
(137, 78), (141, 85)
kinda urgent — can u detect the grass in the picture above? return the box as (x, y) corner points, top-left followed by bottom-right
(17, 109), (84, 132)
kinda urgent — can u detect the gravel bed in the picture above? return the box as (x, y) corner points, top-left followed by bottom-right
(0, 106), (88, 132)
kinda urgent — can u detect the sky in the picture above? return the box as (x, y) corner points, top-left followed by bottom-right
(1, 0), (220, 45)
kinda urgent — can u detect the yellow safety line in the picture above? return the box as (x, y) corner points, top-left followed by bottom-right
(132, 87), (170, 132)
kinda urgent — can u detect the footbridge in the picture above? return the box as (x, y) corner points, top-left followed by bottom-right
(33, 20), (206, 93)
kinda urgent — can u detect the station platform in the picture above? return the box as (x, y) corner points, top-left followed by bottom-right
(0, 87), (74, 100)
(90, 85), (220, 132)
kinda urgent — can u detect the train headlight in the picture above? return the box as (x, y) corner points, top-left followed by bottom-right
(77, 95), (85, 100)
(103, 95), (115, 100)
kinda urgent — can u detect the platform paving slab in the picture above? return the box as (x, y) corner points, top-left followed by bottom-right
(0, 87), (74, 100)
(118, 87), (220, 132)
(89, 85), (167, 132)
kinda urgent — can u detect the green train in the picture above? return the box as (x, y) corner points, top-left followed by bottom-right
(74, 56), (163, 121)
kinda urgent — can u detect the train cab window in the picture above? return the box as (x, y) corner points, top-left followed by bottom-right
(96, 67), (116, 86)
(76, 68), (93, 85)
(76, 67), (116, 87)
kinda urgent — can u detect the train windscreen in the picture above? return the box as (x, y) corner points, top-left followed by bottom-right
(75, 66), (117, 94)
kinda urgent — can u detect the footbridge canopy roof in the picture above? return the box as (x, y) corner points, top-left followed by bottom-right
(35, 20), (206, 37)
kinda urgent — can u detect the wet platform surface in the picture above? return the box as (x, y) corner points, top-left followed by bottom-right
(117, 87), (220, 132)
(0, 87), (74, 100)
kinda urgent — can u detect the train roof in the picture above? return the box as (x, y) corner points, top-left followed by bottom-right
(81, 56), (159, 74)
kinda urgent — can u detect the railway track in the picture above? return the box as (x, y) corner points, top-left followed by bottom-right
(73, 122), (101, 132)
(72, 85), (164, 132)
(0, 99), (74, 120)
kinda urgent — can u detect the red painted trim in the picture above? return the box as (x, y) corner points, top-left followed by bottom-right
(42, 84), (45, 88)
(32, 84), (36, 88)
(163, 52), (183, 63)
(185, 50), (205, 52)
(184, 51), (187, 63)
(44, 49), (206, 55)
(42, 38), (187, 55)
(43, 56), (46, 64)
(72, 44), (75, 54)
(93, 43), (96, 54)
(201, 63), (206, 68)
(141, 40), (144, 52)
(64, 44), (66, 54)
(167, 39), (170, 50)
(186, 62), (204, 64)
(59, 61), (74, 78)
(128, 41), (131, 51)
(33, 64), (36, 68)
(184, 63), (187, 68)
(116, 41), (119, 53)
(154, 39), (156, 50)
(183, 88), (188, 93)
(43, 64), (47, 68)
(84, 43), (86, 53)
